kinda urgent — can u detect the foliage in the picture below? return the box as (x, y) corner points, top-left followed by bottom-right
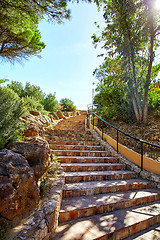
(149, 81), (160, 116)
(7, 80), (24, 97)
(7, 80), (59, 114)
(0, 0), (71, 62)
(23, 82), (45, 101)
(22, 96), (46, 115)
(60, 98), (76, 112)
(0, 0), (71, 23)
(0, 87), (28, 149)
(7, 81), (45, 100)
(0, 2), (46, 63)
(42, 93), (58, 112)
(93, 58), (135, 121)
(92, 0), (160, 124)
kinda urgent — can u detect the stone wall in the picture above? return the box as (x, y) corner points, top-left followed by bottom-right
(6, 171), (65, 240)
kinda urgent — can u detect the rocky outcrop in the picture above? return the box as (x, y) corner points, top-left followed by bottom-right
(0, 149), (40, 220)
(22, 114), (44, 138)
(0, 110), (79, 238)
(50, 112), (59, 120)
(56, 110), (66, 119)
(7, 141), (52, 181)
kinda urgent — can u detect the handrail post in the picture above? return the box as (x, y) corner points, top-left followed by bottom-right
(87, 112), (89, 128)
(102, 121), (104, 140)
(117, 130), (119, 153)
(140, 141), (143, 171)
(93, 114), (94, 130)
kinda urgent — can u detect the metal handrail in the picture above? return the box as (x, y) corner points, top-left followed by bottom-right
(88, 112), (160, 171)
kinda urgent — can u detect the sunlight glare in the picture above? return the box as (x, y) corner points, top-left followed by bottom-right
(155, 0), (160, 10)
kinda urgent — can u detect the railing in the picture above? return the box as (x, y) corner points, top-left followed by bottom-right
(87, 111), (160, 171)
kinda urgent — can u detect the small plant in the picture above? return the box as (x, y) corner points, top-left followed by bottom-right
(0, 87), (28, 149)
(0, 221), (7, 239)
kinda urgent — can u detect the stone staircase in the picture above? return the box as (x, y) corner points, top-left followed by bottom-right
(48, 114), (160, 240)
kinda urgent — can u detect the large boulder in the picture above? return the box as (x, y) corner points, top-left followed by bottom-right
(0, 149), (40, 220)
(7, 141), (52, 181)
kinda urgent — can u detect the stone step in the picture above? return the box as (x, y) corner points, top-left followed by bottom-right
(58, 156), (117, 164)
(124, 223), (160, 239)
(61, 163), (125, 172)
(49, 140), (100, 146)
(50, 136), (95, 141)
(52, 150), (111, 157)
(63, 179), (151, 198)
(64, 170), (137, 183)
(59, 189), (160, 223)
(52, 130), (92, 138)
(53, 202), (160, 240)
(50, 145), (105, 151)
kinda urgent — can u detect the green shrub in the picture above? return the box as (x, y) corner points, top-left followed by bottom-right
(149, 83), (160, 116)
(22, 96), (47, 115)
(23, 82), (45, 101)
(60, 98), (76, 112)
(7, 80), (24, 97)
(0, 87), (28, 149)
(42, 93), (58, 112)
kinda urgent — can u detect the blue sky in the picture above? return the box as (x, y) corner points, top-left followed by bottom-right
(1, 2), (104, 110)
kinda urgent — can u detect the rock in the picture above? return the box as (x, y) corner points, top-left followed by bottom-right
(22, 114), (44, 138)
(56, 110), (66, 119)
(0, 149), (40, 220)
(43, 115), (52, 126)
(48, 114), (55, 124)
(7, 141), (52, 181)
(30, 110), (41, 117)
(64, 112), (73, 118)
(50, 112), (59, 120)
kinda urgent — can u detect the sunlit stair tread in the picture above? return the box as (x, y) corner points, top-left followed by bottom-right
(53, 202), (160, 240)
(59, 189), (160, 222)
(64, 170), (137, 183)
(64, 170), (135, 177)
(50, 145), (105, 150)
(63, 179), (151, 191)
(49, 140), (100, 145)
(58, 156), (118, 163)
(61, 163), (124, 167)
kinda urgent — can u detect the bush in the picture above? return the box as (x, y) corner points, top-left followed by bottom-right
(7, 80), (24, 97)
(60, 98), (76, 112)
(23, 82), (45, 101)
(42, 93), (58, 112)
(149, 82), (160, 116)
(22, 96), (48, 115)
(0, 87), (28, 149)
(94, 83), (135, 122)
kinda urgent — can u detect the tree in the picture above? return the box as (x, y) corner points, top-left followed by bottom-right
(42, 93), (58, 112)
(92, 0), (160, 124)
(60, 98), (76, 111)
(0, 0), (70, 23)
(93, 57), (135, 121)
(0, 0), (70, 62)
(0, 2), (46, 62)
(7, 80), (24, 97)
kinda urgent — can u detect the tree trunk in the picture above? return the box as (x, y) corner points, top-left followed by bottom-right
(143, 3), (154, 125)
(131, 93), (140, 124)
(143, 88), (149, 125)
